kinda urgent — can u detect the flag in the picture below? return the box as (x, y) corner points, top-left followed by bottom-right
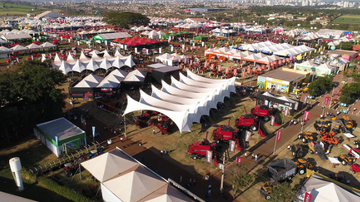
(236, 157), (243, 163)
(242, 69), (245, 77)
(270, 116), (275, 126)
(229, 140), (236, 153)
(276, 130), (282, 141)
(324, 96), (330, 106)
(206, 150), (213, 164)
(304, 192), (313, 202)
(294, 102), (299, 110)
(245, 130), (251, 142)
(304, 111), (310, 121)
(284, 107), (289, 117)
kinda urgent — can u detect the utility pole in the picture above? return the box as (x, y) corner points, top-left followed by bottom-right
(220, 153), (226, 194)
(123, 116), (127, 138)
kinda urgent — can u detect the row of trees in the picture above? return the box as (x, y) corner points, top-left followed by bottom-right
(102, 12), (150, 29)
(0, 61), (66, 144)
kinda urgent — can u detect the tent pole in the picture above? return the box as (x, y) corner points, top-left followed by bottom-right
(124, 115), (127, 138)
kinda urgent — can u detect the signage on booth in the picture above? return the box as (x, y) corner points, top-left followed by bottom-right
(236, 157), (243, 163)
(324, 96), (330, 106)
(304, 192), (313, 202)
(304, 111), (310, 121)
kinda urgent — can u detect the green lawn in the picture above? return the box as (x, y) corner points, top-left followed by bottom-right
(332, 15), (360, 25)
(0, 3), (48, 17)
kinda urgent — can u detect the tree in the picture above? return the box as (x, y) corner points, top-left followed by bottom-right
(228, 163), (254, 196)
(269, 182), (297, 202)
(103, 11), (150, 28)
(307, 76), (333, 96)
(339, 41), (353, 50)
(0, 61), (66, 144)
(340, 83), (360, 105)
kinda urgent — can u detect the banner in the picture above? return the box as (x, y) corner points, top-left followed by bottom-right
(276, 130), (282, 141)
(229, 139), (236, 153)
(324, 96), (330, 106)
(236, 157), (243, 163)
(206, 150), (213, 164)
(303, 95), (308, 105)
(92, 126), (96, 138)
(245, 130), (251, 142)
(304, 192), (313, 202)
(270, 116), (275, 126)
(294, 102), (299, 110)
(303, 111), (310, 121)
(284, 107), (289, 117)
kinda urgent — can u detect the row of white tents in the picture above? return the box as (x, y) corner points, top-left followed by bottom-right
(73, 69), (146, 89)
(53, 50), (136, 74)
(124, 70), (236, 133)
(0, 42), (57, 53)
(237, 41), (315, 56)
(81, 148), (198, 202)
(155, 53), (190, 66)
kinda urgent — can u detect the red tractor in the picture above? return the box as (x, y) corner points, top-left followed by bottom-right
(134, 112), (152, 128)
(188, 141), (219, 164)
(235, 114), (258, 131)
(148, 114), (173, 134)
(212, 120), (243, 151)
(251, 105), (274, 122)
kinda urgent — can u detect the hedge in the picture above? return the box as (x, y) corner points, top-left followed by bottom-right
(38, 177), (97, 202)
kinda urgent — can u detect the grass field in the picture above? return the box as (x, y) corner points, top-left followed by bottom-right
(0, 3), (48, 17)
(332, 15), (360, 25)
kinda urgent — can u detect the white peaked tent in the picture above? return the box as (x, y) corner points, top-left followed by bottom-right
(102, 49), (116, 60)
(11, 44), (28, 51)
(123, 55), (135, 67)
(123, 69), (146, 83)
(66, 53), (77, 65)
(86, 58), (100, 72)
(71, 59), (86, 73)
(102, 165), (167, 202)
(111, 56), (125, 69)
(148, 30), (160, 39)
(53, 53), (62, 66)
(97, 69), (127, 88)
(58, 60), (72, 74)
(74, 74), (103, 88)
(138, 184), (192, 202)
(123, 70), (235, 133)
(79, 51), (91, 63)
(41, 42), (56, 48)
(156, 53), (175, 66)
(26, 43), (41, 50)
(99, 57), (112, 70)
(91, 51), (104, 62)
(298, 174), (360, 202)
(81, 149), (138, 182)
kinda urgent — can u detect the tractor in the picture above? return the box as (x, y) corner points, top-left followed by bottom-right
(337, 154), (356, 166)
(314, 118), (332, 132)
(308, 141), (327, 160)
(350, 164), (360, 175)
(343, 116), (356, 131)
(134, 112), (152, 128)
(235, 114), (258, 131)
(148, 115), (173, 134)
(251, 105), (274, 122)
(212, 123), (243, 151)
(259, 181), (279, 200)
(297, 131), (317, 143)
(287, 144), (305, 158)
(188, 141), (219, 164)
(294, 158), (315, 175)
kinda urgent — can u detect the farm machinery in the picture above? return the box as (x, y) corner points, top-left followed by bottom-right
(343, 116), (356, 131)
(294, 158), (315, 175)
(320, 130), (341, 145)
(148, 114), (174, 134)
(235, 114), (258, 131)
(337, 154), (356, 166)
(314, 118), (332, 132)
(212, 120), (243, 151)
(134, 112), (152, 128)
(287, 144), (305, 158)
(251, 105), (274, 122)
(297, 131), (317, 143)
(308, 141), (328, 160)
(188, 141), (219, 164)
(259, 181), (279, 200)
(354, 139), (360, 149)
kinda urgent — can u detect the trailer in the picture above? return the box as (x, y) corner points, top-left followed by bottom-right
(267, 158), (297, 182)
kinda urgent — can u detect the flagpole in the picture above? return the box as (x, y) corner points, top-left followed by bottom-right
(273, 137), (277, 155)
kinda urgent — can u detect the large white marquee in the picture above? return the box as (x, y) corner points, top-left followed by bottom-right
(123, 70), (236, 133)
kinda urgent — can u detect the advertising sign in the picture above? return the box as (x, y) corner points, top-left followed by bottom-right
(324, 96), (330, 106)
(284, 107), (289, 117)
(236, 157), (243, 163)
(245, 130), (251, 142)
(206, 150), (213, 164)
(304, 192), (313, 202)
(229, 139), (236, 153)
(304, 111), (310, 121)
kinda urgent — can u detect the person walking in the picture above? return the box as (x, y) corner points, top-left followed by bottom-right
(152, 129), (156, 135)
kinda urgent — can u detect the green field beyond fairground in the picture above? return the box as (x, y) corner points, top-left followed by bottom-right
(333, 15), (360, 25)
(0, 3), (47, 17)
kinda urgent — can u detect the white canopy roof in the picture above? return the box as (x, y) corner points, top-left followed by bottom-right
(86, 58), (100, 72)
(123, 69), (146, 82)
(298, 174), (360, 202)
(74, 74), (103, 88)
(123, 70), (235, 133)
(81, 149), (138, 182)
(138, 184), (192, 202)
(71, 59), (86, 73)
(53, 53), (62, 66)
(66, 53), (77, 65)
(11, 44), (28, 51)
(58, 60), (72, 74)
